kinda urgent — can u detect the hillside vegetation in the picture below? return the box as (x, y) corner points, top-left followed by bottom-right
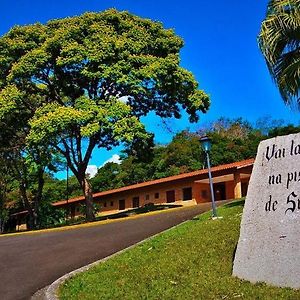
(59, 200), (300, 299)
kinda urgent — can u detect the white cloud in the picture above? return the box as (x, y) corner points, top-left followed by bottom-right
(100, 154), (121, 167)
(118, 96), (129, 104)
(86, 155), (122, 178)
(86, 165), (98, 178)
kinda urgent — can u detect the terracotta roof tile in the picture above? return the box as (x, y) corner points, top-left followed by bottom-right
(53, 158), (254, 207)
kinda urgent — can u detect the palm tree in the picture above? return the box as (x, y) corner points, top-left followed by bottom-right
(258, 0), (300, 107)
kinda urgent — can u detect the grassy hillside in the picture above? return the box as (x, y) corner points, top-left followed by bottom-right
(59, 200), (300, 299)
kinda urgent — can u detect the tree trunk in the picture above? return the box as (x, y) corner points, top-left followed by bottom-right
(19, 183), (35, 230)
(0, 217), (4, 233)
(33, 167), (45, 228)
(79, 176), (95, 222)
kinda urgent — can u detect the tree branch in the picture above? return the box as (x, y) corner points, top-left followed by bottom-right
(52, 142), (79, 177)
(82, 137), (96, 172)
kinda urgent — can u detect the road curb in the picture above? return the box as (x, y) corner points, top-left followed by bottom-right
(32, 219), (191, 300)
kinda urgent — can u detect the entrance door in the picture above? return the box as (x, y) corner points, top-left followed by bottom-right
(166, 190), (175, 203)
(132, 197), (139, 208)
(182, 187), (192, 201)
(241, 182), (248, 197)
(214, 183), (226, 201)
(119, 199), (125, 210)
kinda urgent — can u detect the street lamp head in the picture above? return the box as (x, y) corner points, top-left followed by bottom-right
(200, 136), (212, 152)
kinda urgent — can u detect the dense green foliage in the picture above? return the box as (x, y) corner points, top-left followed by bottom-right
(59, 200), (300, 299)
(0, 83), (53, 229)
(268, 123), (300, 137)
(91, 117), (300, 192)
(0, 159), (11, 232)
(258, 0), (300, 106)
(205, 118), (263, 166)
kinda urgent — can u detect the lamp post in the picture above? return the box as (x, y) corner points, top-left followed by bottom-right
(200, 136), (217, 218)
(66, 164), (69, 221)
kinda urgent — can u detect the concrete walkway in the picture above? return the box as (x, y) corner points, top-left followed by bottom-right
(0, 201), (228, 300)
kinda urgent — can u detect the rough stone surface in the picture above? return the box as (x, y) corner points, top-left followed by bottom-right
(233, 133), (300, 289)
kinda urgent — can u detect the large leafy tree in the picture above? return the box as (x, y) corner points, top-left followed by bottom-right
(0, 9), (209, 221)
(0, 86), (53, 229)
(258, 0), (300, 106)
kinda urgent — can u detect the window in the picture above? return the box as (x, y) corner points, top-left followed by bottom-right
(132, 196), (140, 208)
(110, 201), (114, 207)
(145, 194), (150, 201)
(76, 207), (80, 213)
(155, 192), (159, 199)
(103, 201), (107, 208)
(183, 187), (192, 201)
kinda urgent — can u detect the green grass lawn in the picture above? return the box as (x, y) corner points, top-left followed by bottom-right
(59, 200), (300, 299)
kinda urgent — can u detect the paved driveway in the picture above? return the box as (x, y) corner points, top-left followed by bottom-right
(0, 201), (228, 300)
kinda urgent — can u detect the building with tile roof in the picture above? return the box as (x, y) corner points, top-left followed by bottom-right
(53, 158), (254, 218)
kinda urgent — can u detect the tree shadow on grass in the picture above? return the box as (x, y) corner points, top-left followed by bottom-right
(224, 199), (245, 208)
(96, 204), (182, 220)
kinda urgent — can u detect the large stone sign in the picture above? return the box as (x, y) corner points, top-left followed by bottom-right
(233, 133), (300, 289)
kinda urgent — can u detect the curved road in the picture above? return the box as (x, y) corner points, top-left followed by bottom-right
(0, 201), (228, 300)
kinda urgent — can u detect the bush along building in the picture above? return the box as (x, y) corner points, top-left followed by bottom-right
(53, 159), (254, 219)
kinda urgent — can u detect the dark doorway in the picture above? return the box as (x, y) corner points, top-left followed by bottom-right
(241, 182), (248, 197)
(214, 183), (226, 201)
(182, 187), (192, 201)
(132, 197), (139, 208)
(71, 205), (75, 218)
(166, 190), (175, 203)
(119, 199), (125, 210)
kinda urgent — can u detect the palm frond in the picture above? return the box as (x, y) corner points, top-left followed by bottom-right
(258, 0), (300, 106)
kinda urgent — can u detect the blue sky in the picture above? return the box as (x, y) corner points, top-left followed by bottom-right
(1, 0), (299, 176)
